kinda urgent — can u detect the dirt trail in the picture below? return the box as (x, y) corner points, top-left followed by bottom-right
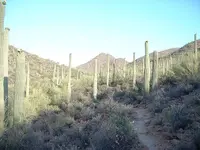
(133, 107), (169, 150)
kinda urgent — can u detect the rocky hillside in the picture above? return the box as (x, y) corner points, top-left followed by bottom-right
(8, 46), (78, 85)
(137, 48), (179, 63)
(172, 39), (200, 55)
(77, 53), (129, 73)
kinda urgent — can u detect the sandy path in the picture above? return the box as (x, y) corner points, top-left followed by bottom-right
(133, 107), (169, 150)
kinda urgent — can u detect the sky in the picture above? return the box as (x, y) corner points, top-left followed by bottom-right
(4, 0), (200, 67)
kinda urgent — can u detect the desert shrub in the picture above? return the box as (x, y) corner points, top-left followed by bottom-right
(167, 83), (194, 98)
(193, 129), (200, 150)
(164, 105), (192, 131)
(97, 87), (114, 100)
(0, 98), (142, 150)
(175, 142), (197, 150)
(90, 114), (140, 150)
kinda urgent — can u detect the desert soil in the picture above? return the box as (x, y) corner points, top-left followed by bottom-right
(133, 107), (171, 150)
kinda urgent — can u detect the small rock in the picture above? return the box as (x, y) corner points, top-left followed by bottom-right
(156, 127), (162, 132)
(172, 139), (180, 145)
(162, 132), (173, 140)
(145, 120), (151, 126)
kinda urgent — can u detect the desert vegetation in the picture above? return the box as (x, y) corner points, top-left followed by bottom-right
(0, 1), (200, 150)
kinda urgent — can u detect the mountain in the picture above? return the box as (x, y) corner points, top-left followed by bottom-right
(77, 53), (129, 73)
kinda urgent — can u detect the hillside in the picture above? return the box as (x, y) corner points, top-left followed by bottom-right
(77, 53), (129, 73)
(136, 47), (179, 63)
(8, 46), (78, 85)
(172, 39), (200, 55)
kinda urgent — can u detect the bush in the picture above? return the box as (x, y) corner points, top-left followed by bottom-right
(90, 114), (140, 150)
(164, 105), (192, 131)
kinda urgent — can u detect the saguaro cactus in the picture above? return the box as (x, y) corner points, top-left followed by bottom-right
(93, 59), (98, 100)
(132, 52), (136, 89)
(14, 50), (26, 124)
(142, 58), (144, 75)
(152, 51), (158, 90)
(112, 59), (116, 84)
(0, 0), (6, 133)
(53, 64), (56, 83)
(169, 55), (173, 69)
(161, 58), (165, 75)
(123, 58), (126, 78)
(194, 33), (197, 61)
(3, 27), (9, 127)
(106, 54), (110, 88)
(56, 65), (59, 85)
(144, 41), (150, 95)
(67, 53), (72, 103)
(165, 58), (169, 73)
(25, 62), (29, 98)
(61, 65), (64, 80)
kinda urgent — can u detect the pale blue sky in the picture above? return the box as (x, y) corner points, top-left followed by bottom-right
(5, 0), (200, 67)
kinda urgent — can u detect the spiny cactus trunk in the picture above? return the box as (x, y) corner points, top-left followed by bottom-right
(67, 53), (72, 103)
(0, 1), (6, 133)
(123, 58), (126, 78)
(93, 59), (98, 100)
(165, 58), (169, 73)
(152, 51), (158, 90)
(142, 58), (144, 75)
(61, 65), (64, 80)
(53, 64), (56, 84)
(3, 27), (9, 127)
(56, 65), (59, 85)
(162, 59), (165, 75)
(14, 50), (26, 125)
(112, 59), (116, 84)
(144, 41), (150, 95)
(132, 52), (136, 89)
(169, 55), (173, 69)
(194, 33), (197, 61)
(194, 34), (198, 72)
(106, 54), (110, 88)
(25, 62), (29, 98)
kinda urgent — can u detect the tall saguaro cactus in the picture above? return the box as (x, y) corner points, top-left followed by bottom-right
(161, 59), (165, 75)
(144, 41), (150, 95)
(112, 59), (116, 84)
(3, 27), (9, 127)
(56, 65), (59, 85)
(142, 58), (144, 75)
(169, 55), (173, 69)
(61, 65), (64, 80)
(67, 53), (72, 103)
(165, 58), (169, 73)
(123, 58), (126, 78)
(132, 52), (136, 89)
(25, 62), (29, 98)
(53, 64), (56, 84)
(106, 54), (110, 88)
(14, 50), (26, 124)
(0, 0), (6, 133)
(152, 51), (158, 90)
(93, 59), (98, 100)
(194, 33), (197, 61)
